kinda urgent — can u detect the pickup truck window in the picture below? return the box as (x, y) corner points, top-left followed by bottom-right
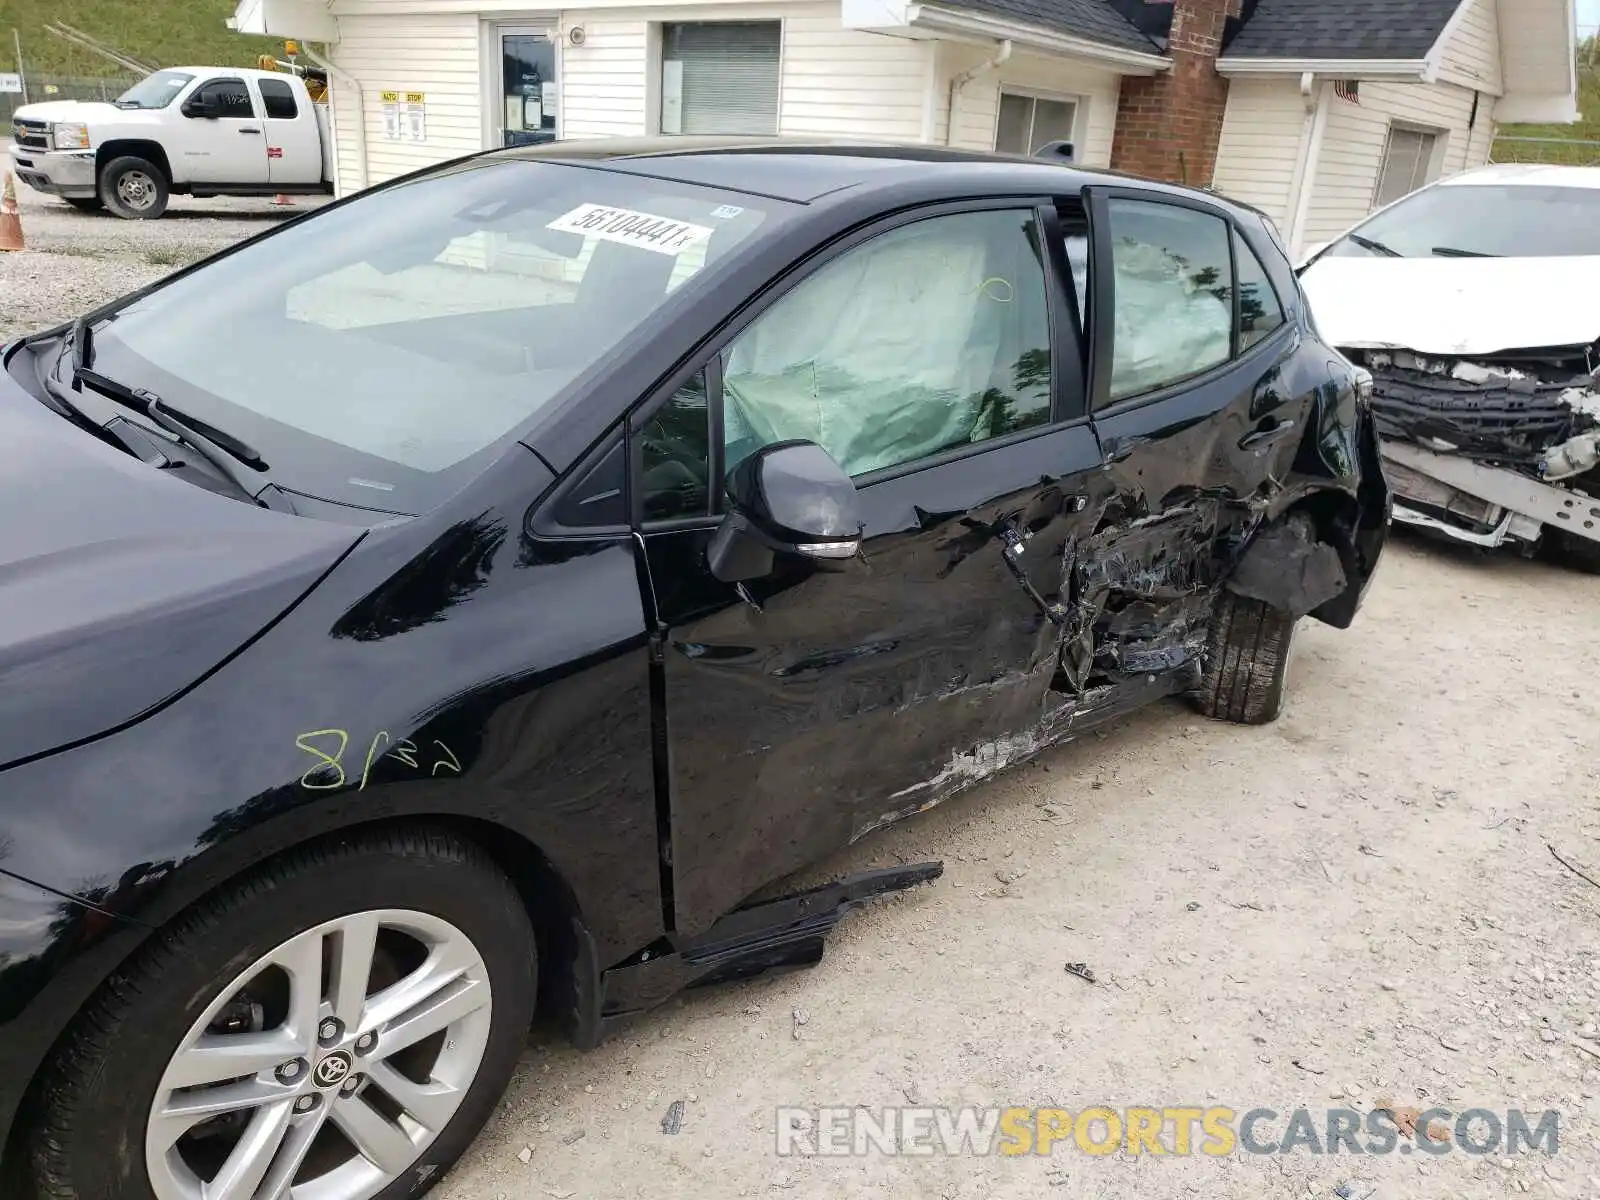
(114, 70), (195, 110)
(190, 78), (255, 120)
(259, 79), (299, 120)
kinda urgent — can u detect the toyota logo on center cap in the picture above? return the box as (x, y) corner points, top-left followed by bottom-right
(314, 1051), (353, 1087)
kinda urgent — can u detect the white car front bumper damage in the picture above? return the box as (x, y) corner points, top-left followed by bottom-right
(1353, 350), (1600, 553)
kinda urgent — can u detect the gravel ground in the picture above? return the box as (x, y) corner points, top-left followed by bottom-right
(0, 159), (322, 340)
(4, 178), (1600, 1199)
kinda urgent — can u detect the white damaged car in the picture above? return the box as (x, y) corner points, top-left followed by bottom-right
(1298, 164), (1600, 571)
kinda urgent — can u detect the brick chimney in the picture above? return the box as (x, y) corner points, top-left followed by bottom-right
(1109, 0), (1241, 187)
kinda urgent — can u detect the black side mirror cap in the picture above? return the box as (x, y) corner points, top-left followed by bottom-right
(707, 440), (862, 583)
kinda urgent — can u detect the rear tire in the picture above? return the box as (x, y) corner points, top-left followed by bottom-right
(1192, 592), (1296, 725)
(63, 197), (104, 213)
(30, 827), (536, 1200)
(99, 155), (169, 219)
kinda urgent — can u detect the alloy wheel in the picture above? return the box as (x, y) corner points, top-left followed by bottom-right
(145, 909), (493, 1200)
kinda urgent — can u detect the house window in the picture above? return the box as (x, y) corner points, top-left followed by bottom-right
(661, 22), (781, 136)
(995, 92), (1078, 156)
(1373, 125), (1440, 208)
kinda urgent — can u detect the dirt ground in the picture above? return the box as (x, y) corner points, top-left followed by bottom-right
(5, 181), (1600, 1200)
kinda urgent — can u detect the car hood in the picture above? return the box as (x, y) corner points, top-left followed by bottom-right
(0, 358), (363, 770)
(12, 99), (129, 125)
(1299, 255), (1600, 356)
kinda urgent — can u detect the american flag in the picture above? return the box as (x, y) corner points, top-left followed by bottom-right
(1334, 80), (1361, 104)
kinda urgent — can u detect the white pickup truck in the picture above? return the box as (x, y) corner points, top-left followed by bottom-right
(9, 65), (333, 219)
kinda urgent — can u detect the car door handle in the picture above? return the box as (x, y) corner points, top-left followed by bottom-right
(1239, 420), (1296, 451)
(238, 127), (261, 135)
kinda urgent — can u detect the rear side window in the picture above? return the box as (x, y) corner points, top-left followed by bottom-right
(1234, 230), (1285, 350)
(192, 78), (255, 119)
(1106, 199), (1233, 402)
(259, 79), (299, 120)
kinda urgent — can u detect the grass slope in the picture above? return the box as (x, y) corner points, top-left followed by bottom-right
(1493, 59), (1600, 165)
(0, 0), (280, 79)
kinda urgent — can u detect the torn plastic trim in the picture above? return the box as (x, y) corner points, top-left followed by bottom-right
(1224, 512), (1348, 620)
(1353, 348), (1600, 476)
(1391, 501), (1543, 550)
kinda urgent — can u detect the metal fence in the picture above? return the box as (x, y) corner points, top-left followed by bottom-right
(1490, 136), (1600, 167)
(1, 73), (143, 124)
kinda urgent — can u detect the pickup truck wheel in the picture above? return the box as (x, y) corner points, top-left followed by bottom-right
(29, 827), (537, 1200)
(99, 155), (169, 219)
(1192, 591), (1296, 725)
(64, 196), (104, 213)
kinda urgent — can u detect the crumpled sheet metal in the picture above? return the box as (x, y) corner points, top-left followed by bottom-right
(1224, 512), (1348, 619)
(1057, 501), (1228, 696)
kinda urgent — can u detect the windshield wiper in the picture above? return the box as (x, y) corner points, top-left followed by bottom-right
(1431, 246), (1499, 258)
(68, 318), (271, 489)
(1347, 234), (1403, 258)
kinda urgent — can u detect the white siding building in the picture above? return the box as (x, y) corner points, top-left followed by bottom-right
(231, 0), (1578, 253)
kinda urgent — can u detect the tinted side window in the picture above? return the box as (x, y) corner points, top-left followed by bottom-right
(722, 209), (1053, 478)
(193, 78), (255, 119)
(640, 370), (712, 521)
(1234, 230), (1286, 351)
(259, 78), (299, 120)
(1106, 199), (1234, 403)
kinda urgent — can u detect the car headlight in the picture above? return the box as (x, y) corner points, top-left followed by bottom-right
(52, 122), (90, 150)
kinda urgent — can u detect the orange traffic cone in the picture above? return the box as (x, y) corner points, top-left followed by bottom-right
(0, 168), (23, 252)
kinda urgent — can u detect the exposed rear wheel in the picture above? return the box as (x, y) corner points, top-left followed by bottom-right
(30, 828), (536, 1200)
(1192, 591), (1296, 725)
(99, 155), (169, 219)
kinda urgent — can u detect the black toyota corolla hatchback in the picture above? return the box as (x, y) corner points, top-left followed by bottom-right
(0, 138), (1388, 1198)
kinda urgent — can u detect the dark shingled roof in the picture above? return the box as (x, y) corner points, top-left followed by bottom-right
(950, 0), (1161, 52)
(1223, 0), (1464, 59)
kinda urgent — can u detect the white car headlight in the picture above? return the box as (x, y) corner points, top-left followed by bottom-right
(52, 122), (90, 150)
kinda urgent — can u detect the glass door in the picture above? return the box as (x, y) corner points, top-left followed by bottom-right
(499, 28), (557, 147)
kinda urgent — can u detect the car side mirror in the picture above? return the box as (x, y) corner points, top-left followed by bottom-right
(707, 441), (862, 583)
(182, 96), (217, 119)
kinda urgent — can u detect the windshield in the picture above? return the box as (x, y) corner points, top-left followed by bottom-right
(1326, 184), (1600, 259)
(91, 158), (778, 512)
(115, 70), (195, 109)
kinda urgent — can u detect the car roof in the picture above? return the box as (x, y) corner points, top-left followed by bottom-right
(1438, 163), (1600, 190)
(167, 66), (291, 82)
(493, 136), (1250, 211)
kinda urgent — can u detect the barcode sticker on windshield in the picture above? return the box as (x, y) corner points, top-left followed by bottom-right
(547, 204), (714, 255)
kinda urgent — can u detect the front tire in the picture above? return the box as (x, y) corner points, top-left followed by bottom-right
(31, 827), (536, 1200)
(1545, 528), (1600, 575)
(98, 155), (170, 219)
(1192, 591), (1296, 725)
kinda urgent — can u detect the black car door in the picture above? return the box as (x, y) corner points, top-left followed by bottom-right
(632, 199), (1104, 936)
(1080, 187), (1308, 518)
(1054, 187), (1311, 685)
